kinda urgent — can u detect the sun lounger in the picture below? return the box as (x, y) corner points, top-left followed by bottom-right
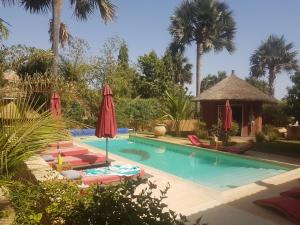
(254, 196), (300, 224)
(187, 135), (212, 148)
(48, 141), (73, 148)
(43, 146), (89, 157)
(281, 187), (300, 199)
(48, 152), (108, 169)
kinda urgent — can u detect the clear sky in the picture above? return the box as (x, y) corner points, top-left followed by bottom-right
(1, 0), (300, 99)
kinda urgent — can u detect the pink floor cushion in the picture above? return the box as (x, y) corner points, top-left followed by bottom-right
(48, 141), (73, 148)
(254, 196), (300, 224)
(52, 153), (106, 166)
(281, 187), (300, 199)
(45, 146), (89, 157)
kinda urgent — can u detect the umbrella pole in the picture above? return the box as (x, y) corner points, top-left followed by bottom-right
(106, 137), (108, 165)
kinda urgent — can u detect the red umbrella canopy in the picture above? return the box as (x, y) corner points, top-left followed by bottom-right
(95, 85), (117, 138)
(51, 92), (61, 117)
(224, 100), (232, 131)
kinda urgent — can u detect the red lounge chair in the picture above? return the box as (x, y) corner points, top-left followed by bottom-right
(82, 169), (145, 185)
(281, 187), (300, 199)
(44, 146), (89, 157)
(48, 141), (73, 148)
(254, 196), (300, 224)
(49, 153), (107, 168)
(187, 135), (212, 148)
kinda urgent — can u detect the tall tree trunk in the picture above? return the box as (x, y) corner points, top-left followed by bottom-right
(195, 42), (203, 116)
(268, 68), (276, 96)
(51, 0), (63, 76)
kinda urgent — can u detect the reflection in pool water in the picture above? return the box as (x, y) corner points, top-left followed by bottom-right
(121, 149), (150, 161)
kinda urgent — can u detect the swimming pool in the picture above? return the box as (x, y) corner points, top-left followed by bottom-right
(83, 136), (292, 191)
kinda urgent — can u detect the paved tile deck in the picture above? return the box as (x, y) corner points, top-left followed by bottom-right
(76, 135), (300, 225)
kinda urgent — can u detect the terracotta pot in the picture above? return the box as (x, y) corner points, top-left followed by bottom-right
(153, 124), (166, 137)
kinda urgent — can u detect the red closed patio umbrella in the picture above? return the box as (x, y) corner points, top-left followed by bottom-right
(51, 92), (61, 117)
(95, 85), (117, 164)
(224, 100), (232, 131)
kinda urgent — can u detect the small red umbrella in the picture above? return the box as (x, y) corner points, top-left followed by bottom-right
(51, 92), (61, 117)
(224, 100), (232, 131)
(95, 85), (117, 164)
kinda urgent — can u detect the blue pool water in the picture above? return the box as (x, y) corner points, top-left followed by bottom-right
(83, 136), (291, 191)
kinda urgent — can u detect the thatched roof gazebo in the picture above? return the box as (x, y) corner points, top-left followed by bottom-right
(194, 72), (277, 136)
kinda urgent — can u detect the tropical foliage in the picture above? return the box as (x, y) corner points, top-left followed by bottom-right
(169, 0), (236, 96)
(0, 91), (69, 177)
(163, 89), (194, 136)
(1, 0), (116, 76)
(286, 71), (300, 120)
(116, 98), (162, 130)
(245, 77), (269, 94)
(6, 179), (205, 225)
(250, 35), (298, 96)
(200, 71), (227, 92)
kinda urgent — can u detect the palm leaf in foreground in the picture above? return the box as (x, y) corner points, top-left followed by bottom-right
(0, 92), (70, 177)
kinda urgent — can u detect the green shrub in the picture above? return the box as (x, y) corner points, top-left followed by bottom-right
(262, 124), (275, 134)
(256, 132), (266, 143)
(209, 124), (229, 144)
(196, 121), (209, 139)
(6, 179), (205, 225)
(268, 131), (279, 142)
(196, 129), (209, 139)
(228, 121), (239, 136)
(116, 97), (163, 130)
(263, 102), (289, 126)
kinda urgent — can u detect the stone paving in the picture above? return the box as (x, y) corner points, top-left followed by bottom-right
(76, 135), (300, 225)
(3, 134), (299, 225)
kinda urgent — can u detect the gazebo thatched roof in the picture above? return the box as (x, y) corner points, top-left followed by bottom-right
(194, 74), (277, 103)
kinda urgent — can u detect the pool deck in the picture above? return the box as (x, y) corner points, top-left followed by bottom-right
(76, 134), (300, 225)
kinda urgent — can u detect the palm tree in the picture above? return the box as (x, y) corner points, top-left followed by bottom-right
(1, 0), (116, 76)
(169, 0), (236, 97)
(250, 35), (298, 96)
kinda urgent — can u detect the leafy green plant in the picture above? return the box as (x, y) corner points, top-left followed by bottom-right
(262, 124), (275, 134)
(6, 179), (205, 225)
(116, 97), (163, 130)
(268, 131), (279, 142)
(263, 102), (289, 126)
(196, 121), (209, 139)
(0, 91), (69, 177)
(228, 121), (239, 136)
(256, 132), (266, 143)
(163, 89), (193, 136)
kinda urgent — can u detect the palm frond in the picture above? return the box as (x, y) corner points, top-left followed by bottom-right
(250, 35), (299, 77)
(49, 20), (72, 48)
(71, 0), (116, 22)
(169, 0), (236, 54)
(0, 19), (9, 41)
(0, 88), (70, 177)
(20, 0), (52, 14)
